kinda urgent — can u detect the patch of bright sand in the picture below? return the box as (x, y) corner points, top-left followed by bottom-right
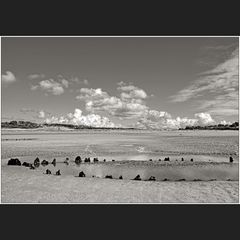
(1, 166), (238, 203)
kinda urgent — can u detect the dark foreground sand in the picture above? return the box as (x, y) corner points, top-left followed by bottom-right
(2, 166), (238, 203)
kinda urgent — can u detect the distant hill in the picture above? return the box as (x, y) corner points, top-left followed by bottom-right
(1, 120), (135, 130)
(179, 122), (239, 130)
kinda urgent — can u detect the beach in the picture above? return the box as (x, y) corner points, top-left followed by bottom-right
(1, 129), (239, 203)
(2, 165), (238, 203)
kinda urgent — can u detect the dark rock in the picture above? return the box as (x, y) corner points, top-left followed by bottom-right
(63, 158), (69, 164)
(209, 179), (216, 181)
(56, 170), (61, 175)
(84, 157), (91, 163)
(75, 156), (82, 164)
(164, 157), (170, 161)
(29, 164), (35, 170)
(193, 179), (202, 181)
(133, 174), (141, 181)
(163, 178), (169, 181)
(41, 160), (49, 166)
(181, 158), (184, 161)
(46, 169), (51, 174)
(149, 159), (152, 161)
(177, 178), (186, 181)
(159, 159), (161, 161)
(52, 158), (56, 166)
(103, 159), (106, 162)
(148, 176), (156, 181)
(8, 158), (21, 166)
(229, 156), (234, 163)
(34, 157), (40, 167)
(22, 162), (31, 167)
(119, 175), (123, 179)
(105, 175), (113, 179)
(79, 171), (86, 177)
(190, 158), (193, 162)
(93, 157), (99, 162)
(112, 159), (115, 162)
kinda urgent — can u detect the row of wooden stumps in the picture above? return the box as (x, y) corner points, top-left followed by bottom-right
(7, 155), (235, 167)
(149, 157), (193, 162)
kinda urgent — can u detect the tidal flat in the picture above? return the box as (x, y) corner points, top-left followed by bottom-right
(1, 129), (239, 203)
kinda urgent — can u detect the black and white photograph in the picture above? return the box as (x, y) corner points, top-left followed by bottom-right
(1, 36), (239, 203)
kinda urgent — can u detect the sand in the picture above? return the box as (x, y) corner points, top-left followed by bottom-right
(1, 129), (239, 203)
(1, 166), (238, 203)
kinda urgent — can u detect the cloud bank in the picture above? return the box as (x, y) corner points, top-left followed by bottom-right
(45, 108), (120, 128)
(74, 81), (233, 129)
(76, 82), (149, 119)
(135, 111), (216, 129)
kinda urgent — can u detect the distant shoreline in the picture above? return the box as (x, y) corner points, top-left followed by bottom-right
(1, 120), (239, 131)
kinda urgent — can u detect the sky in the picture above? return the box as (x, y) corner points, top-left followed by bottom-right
(1, 37), (239, 129)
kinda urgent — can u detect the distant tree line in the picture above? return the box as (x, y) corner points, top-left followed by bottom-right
(1, 121), (41, 129)
(179, 122), (239, 130)
(1, 121), (135, 130)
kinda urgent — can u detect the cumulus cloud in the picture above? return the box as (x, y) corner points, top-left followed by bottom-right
(45, 108), (119, 128)
(38, 110), (45, 119)
(76, 83), (149, 119)
(2, 71), (16, 84)
(220, 120), (232, 125)
(31, 79), (66, 95)
(117, 81), (147, 100)
(61, 79), (69, 88)
(30, 75), (89, 95)
(135, 110), (216, 129)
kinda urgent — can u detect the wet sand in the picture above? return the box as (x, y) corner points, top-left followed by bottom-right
(2, 166), (238, 203)
(1, 129), (239, 203)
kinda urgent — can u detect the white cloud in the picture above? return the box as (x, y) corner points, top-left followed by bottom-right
(135, 110), (216, 129)
(220, 120), (232, 125)
(45, 108), (119, 128)
(83, 79), (89, 85)
(170, 47), (238, 117)
(118, 81), (147, 100)
(61, 79), (69, 88)
(38, 110), (45, 119)
(2, 71), (16, 84)
(32, 79), (66, 95)
(194, 112), (215, 125)
(76, 83), (149, 119)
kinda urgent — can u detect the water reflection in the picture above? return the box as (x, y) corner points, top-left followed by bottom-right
(35, 161), (238, 181)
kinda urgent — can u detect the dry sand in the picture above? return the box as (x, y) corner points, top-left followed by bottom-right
(1, 166), (238, 203)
